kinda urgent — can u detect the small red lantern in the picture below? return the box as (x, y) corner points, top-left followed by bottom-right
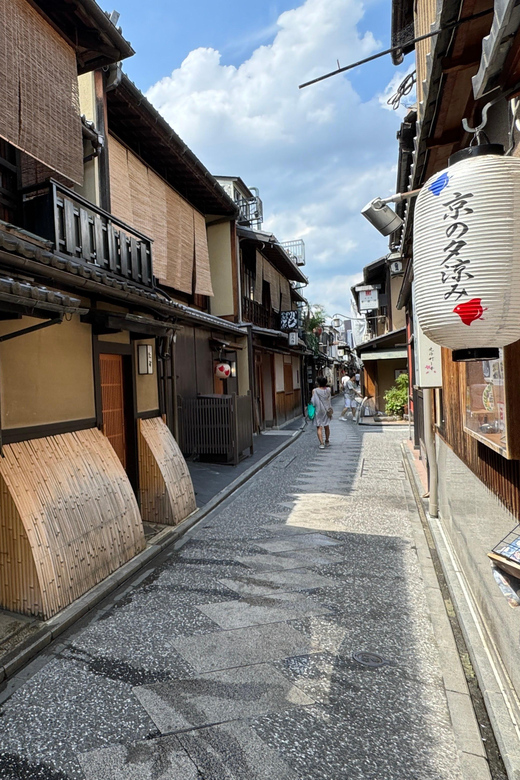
(215, 362), (231, 379)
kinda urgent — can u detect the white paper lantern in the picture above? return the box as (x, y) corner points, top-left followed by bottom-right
(215, 362), (231, 379)
(414, 148), (520, 359)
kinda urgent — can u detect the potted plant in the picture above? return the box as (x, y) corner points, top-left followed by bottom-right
(384, 373), (409, 419)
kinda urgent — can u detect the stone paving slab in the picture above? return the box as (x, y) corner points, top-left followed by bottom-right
(170, 622), (322, 673)
(254, 532), (342, 553)
(78, 735), (199, 780)
(234, 547), (344, 571)
(218, 567), (338, 596)
(176, 720), (300, 780)
(196, 592), (332, 628)
(134, 663), (315, 733)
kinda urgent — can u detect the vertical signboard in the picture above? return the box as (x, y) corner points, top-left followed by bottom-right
(413, 306), (443, 388)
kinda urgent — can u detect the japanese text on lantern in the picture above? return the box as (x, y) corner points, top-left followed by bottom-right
(440, 191), (474, 301)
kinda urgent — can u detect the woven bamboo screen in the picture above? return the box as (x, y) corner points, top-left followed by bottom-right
(178, 197), (195, 294)
(0, 0), (83, 185)
(148, 169), (168, 281)
(108, 139), (132, 231)
(194, 210), (213, 296)
(254, 251), (264, 303)
(138, 417), (196, 525)
(263, 260), (280, 311)
(0, 428), (145, 619)
(108, 134), (212, 296)
(128, 152), (153, 239)
(280, 276), (291, 311)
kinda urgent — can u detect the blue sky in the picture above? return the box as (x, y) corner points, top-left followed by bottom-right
(106, 0), (413, 315)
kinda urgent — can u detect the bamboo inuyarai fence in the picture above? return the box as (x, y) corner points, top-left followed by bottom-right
(138, 416), (197, 525)
(0, 428), (145, 618)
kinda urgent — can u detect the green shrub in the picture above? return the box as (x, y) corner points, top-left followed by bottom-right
(384, 372), (409, 417)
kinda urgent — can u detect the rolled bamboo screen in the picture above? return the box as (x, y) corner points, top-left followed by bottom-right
(263, 260), (280, 311)
(148, 169), (169, 281)
(107, 139), (132, 219)
(178, 197), (195, 294)
(128, 152), (153, 239)
(138, 417), (196, 525)
(0, 0), (83, 185)
(254, 251), (264, 303)
(194, 210), (213, 296)
(0, 429), (145, 619)
(108, 135), (212, 296)
(280, 276), (291, 311)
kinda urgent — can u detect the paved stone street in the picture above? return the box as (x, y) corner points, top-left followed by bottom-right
(0, 412), (477, 779)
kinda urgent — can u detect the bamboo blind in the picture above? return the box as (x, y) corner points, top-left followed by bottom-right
(178, 197), (195, 294)
(254, 251), (264, 303)
(128, 151), (153, 240)
(263, 259), (280, 311)
(138, 417), (196, 525)
(0, 429), (145, 619)
(108, 134), (211, 296)
(194, 210), (213, 296)
(280, 276), (291, 311)
(148, 168), (169, 281)
(109, 139), (133, 225)
(0, 0), (83, 184)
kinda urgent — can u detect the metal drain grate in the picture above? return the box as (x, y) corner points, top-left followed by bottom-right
(352, 651), (390, 668)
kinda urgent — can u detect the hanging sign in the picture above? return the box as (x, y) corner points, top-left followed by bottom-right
(358, 288), (379, 311)
(280, 310), (298, 331)
(413, 299), (442, 388)
(414, 150), (520, 353)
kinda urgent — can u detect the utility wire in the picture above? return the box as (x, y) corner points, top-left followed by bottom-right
(299, 8), (493, 89)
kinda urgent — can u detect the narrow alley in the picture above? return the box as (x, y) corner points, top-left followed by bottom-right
(0, 410), (487, 779)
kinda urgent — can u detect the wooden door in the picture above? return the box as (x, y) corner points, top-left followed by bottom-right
(99, 353), (126, 467)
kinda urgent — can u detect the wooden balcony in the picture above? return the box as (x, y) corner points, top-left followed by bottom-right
(22, 180), (153, 289)
(242, 297), (280, 330)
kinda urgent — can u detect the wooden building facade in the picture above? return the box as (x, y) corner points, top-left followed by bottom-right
(390, 0), (520, 710)
(237, 224), (308, 430)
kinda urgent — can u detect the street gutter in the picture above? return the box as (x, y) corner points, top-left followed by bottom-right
(0, 424), (304, 684)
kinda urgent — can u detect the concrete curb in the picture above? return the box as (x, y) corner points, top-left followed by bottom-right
(0, 425), (304, 684)
(402, 444), (520, 780)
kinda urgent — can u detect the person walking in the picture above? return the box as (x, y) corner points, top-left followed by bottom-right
(311, 376), (333, 449)
(339, 373), (363, 421)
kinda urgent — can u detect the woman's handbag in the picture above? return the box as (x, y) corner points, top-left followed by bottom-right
(307, 402), (316, 420)
(326, 407), (333, 420)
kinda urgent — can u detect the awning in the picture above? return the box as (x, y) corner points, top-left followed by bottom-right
(360, 349), (408, 361)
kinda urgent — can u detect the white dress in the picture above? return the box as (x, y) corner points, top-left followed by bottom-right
(311, 387), (332, 427)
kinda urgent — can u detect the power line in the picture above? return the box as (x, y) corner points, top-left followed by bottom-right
(298, 8), (493, 90)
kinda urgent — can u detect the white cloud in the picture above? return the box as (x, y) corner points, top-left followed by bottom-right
(146, 0), (402, 312)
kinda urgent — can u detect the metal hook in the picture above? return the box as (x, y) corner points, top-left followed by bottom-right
(462, 101), (493, 144)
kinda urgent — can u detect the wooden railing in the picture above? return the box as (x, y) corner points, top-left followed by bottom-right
(242, 297), (280, 330)
(179, 393), (253, 464)
(22, 180), (153, 289)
